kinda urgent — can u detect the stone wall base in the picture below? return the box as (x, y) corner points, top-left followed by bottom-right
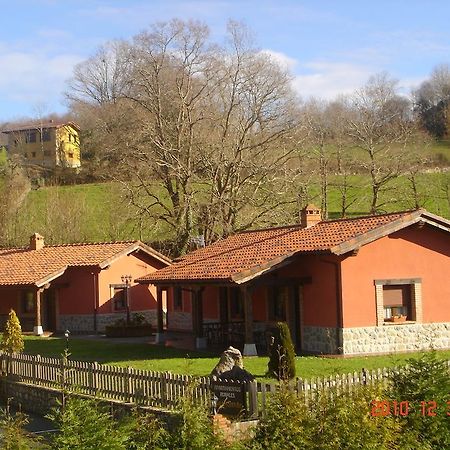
(342, 322), (450, 355)
(168, 311), (192, 331)
(59, 310), (157, 333)
(302, 322), (450, 355)
(302, 326), (339, 354)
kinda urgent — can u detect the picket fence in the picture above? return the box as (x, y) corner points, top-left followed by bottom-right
(1, 352), (448, 418)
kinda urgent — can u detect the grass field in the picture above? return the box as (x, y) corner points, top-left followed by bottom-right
(6, 169), (449, 248)
(21, 336), (450, 380)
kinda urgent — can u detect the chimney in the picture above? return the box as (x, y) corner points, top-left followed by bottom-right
(30, 233), (44, 250)
(300, 204), (322, 228)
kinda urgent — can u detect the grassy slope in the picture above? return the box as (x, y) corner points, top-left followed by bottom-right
(22, 336), (450, 380)
(9, 169), (448, 247)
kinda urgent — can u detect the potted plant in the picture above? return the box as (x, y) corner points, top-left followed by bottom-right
(386, 314), (407, 323)
(105, 313), (152, 337)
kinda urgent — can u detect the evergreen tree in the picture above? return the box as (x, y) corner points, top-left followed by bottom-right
(267, 322), (296, 380)
(1, 309), (24, 354)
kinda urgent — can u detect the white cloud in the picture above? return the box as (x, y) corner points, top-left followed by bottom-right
(0, 47), (83, 105)
(292, 61), (375, 100)
(260, 49), (298, 71)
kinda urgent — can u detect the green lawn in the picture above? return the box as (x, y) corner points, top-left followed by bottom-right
(21, 336), (450, 381)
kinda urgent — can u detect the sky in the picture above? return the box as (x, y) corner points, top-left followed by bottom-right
(0, 0), (449, 122)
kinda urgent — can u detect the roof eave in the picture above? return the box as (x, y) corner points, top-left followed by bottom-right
(98, 242), (171, 269)
(330, 209), (447, 256)
(35, 266), (68, 288)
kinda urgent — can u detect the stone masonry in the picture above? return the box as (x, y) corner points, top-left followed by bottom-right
(342, 322), (450, 355)
(303, 322), (450, 355)
(59, 310), (157, 333)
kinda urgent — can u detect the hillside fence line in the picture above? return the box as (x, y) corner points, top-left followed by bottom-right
(1, 352), (449, 418)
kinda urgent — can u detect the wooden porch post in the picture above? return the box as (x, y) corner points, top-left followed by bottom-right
(242, 285), (257, 356)
(192, 287), (206, 349)
(34, 288), (44, 336)
(155, 286), (165, 343)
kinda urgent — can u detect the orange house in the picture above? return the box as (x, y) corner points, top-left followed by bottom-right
(138, 207), (450, 356)
(0, 234), (171, 334)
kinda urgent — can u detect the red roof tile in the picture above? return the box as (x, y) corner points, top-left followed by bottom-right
(138, 209), (447, 284)
(0, 241), (170, 287)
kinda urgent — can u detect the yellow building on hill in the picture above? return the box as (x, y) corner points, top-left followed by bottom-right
(2, 121), (81, 169)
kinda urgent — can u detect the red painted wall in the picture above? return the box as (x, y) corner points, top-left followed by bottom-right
(0, 288), (20, 314)
(57, 267), (95, 315)
(164, 253), (340, 330)
(97, 253), (162, 314)
(341, 225), (450, 327)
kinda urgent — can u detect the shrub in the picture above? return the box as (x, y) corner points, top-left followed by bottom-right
(170, 383), (223, 450)
(252, 383), (312, 450)
(252, 384), (405, 450)
(1, 309), (24, 355)
(389, 351), (450, 449)
(48, 396), (129, 450)
(0, 405), (46, 449)
(267, 322), (296, 380)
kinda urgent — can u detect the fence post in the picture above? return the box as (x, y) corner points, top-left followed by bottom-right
(126, 367), (133, 403)
(160, 372), (168, 407)
(248, 380), (258, 419)
(362, 367), (367, 386)
(90, 362), (99, 396)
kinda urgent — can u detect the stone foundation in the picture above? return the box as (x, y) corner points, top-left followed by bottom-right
(168, 311), (192, 331)
(59, 310), (157, 333)
(302, 322), (450, 355)
(302, 326), (339, 354)
(342, 322), (450, 355)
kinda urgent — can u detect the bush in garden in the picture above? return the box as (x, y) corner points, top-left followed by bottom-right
(125, 409), (171, 450)
(267, 322), (296, 380)
(0, 405), (46, 449)
(1, 309), (24, 355)
(252, 383), (312, 450)
(48, 396), (129, 450)
(252, 384), (407, 450)
(389, 351), (450, 449)
(169, 382), (225, 450)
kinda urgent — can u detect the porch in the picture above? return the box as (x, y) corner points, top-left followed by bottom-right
(153, 275), (313, 356)
(0, 286), (58, 335)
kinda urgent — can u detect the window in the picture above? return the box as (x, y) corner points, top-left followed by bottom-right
(21, 291), (35, 313)
(230, 287), (243, 319)
(269, 286), (288, 321)
(26, 131), (37, 143)
(173, 287), (183, 311)
(41, 129), (51, 142)
(375, 279), (422, 326)
(112, 287), (127, 311)
(383, 285), (411, 320)
(31, 152), (36, 158)
(68, 152), (74, 159)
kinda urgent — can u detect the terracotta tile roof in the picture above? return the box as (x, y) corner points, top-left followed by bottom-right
(138, 209), (447, 284)
(2, 121), (80, 133)
(0, 240), (170, 287)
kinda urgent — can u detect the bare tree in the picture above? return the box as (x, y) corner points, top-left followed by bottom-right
(67, 19), (300, 253)
(346, 73), (415, 213)
(0, 158), (31, 246)
(197, 21), (300, 241)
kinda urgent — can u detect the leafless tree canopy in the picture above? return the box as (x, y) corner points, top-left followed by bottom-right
(67, 19), (300, 254)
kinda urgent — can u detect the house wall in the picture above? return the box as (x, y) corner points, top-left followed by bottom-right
(164, 254), (341, 353)
(6, 124), (81, 169)
(0, 288), (30, 330)
(340, 224), (450, 354)
(58, 254), (165, 333)
(55, 125), (81, 168)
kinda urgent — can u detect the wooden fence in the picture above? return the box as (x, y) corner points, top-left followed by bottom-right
(1, 353), (448, 418)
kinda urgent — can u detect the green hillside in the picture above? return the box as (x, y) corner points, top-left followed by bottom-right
(5, 169), (448, 249)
